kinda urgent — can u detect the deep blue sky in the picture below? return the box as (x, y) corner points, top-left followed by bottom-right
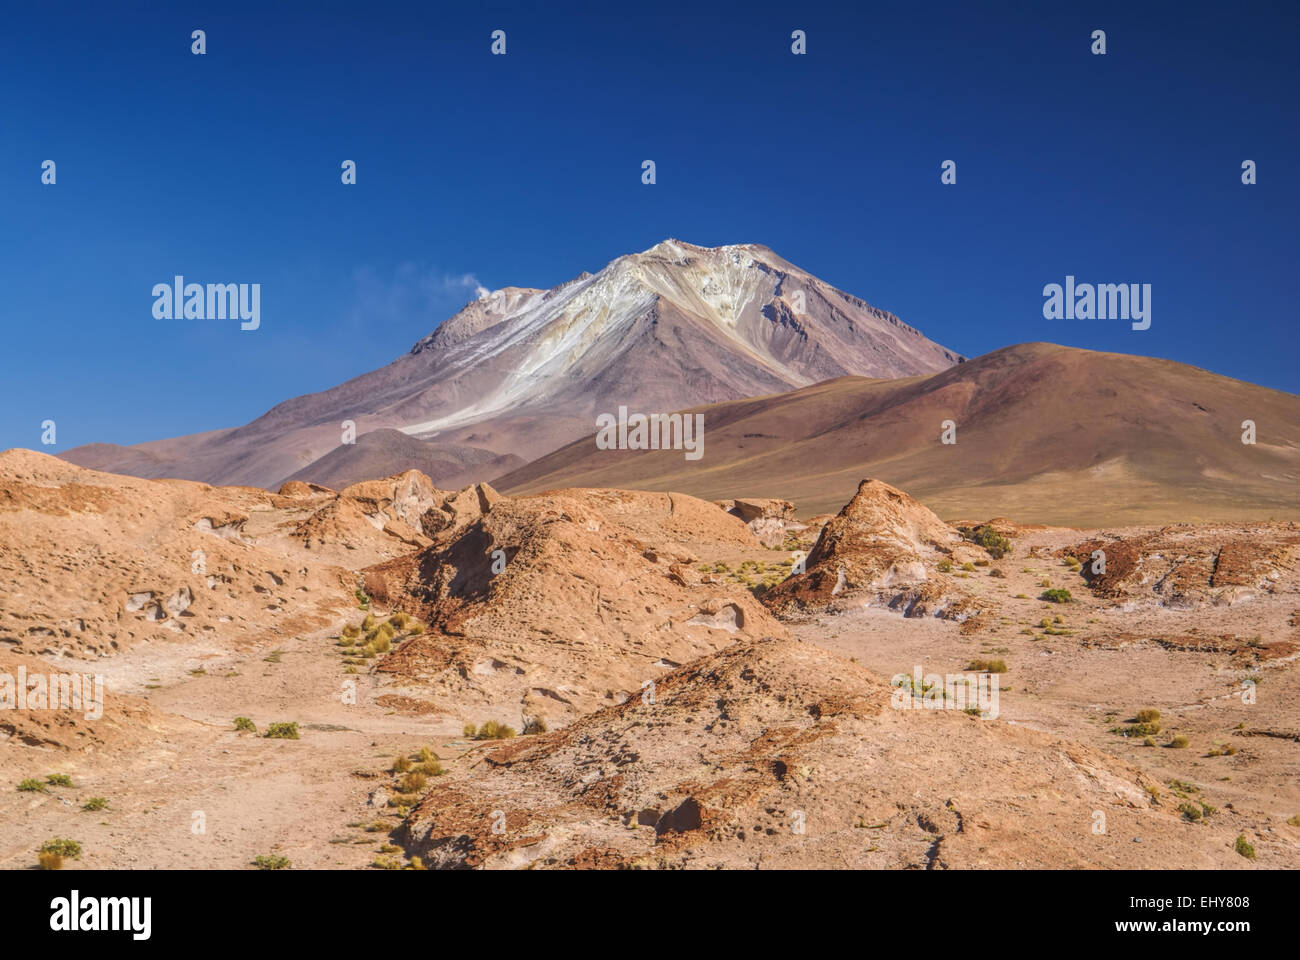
(2, 1), (1296, 452)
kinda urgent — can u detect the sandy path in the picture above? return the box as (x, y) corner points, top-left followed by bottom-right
(0, 617), (467, 870)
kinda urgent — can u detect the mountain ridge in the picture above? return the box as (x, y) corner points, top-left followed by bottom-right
(60, 239), (963, 488)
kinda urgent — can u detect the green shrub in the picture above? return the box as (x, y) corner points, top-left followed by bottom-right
(83, 796), (109, 811)
(399, 772), (427, 794)
(1116, 720), (1162, 737)
(958, 525), (1012, 559)
(937, 559), (953, 573)
(253, 854), (291, 870)
(1234, 834), (1256, 859)
(1039, 588), (1072, 603)
(472, 720), (517, 740)
(965, 659), (1007, 674)
(40, 838), (82, 860)
(234, 716), (257, 733)
(17, 778), (46, 793)
(386, 613), (423, 634)
(1118, 707), (1170, 738)
(1178, 801), (1202, 822)
(264, 722), (300, 740)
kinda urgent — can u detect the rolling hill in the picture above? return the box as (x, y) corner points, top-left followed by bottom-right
(495, 342), (1300, 526)
(279, 428), (524, 492)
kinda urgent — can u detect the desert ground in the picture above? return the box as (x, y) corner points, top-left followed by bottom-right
(1, 450), (1296, 869)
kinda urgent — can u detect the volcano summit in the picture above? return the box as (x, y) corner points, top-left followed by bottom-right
(63, 240), (962, 490)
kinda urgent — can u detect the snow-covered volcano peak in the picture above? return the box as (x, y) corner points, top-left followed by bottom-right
(621, 238), (786, 275)
(396, 241), (962, 438)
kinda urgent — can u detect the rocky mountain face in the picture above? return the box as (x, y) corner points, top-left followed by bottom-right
(60, 240), (962, 489)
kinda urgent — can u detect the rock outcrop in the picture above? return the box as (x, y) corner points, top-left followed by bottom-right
(762, 479), (962, 614)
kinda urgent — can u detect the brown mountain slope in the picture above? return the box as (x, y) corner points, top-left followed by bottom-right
(280, 428), (524, 492)
(495, 342), (1300, 526)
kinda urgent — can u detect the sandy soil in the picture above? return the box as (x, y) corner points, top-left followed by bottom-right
(2, 454), (1296, 869)
(0, 614), (475, 869)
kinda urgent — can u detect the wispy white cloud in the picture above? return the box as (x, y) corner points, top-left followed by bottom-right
(345, 262), (490, 330)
